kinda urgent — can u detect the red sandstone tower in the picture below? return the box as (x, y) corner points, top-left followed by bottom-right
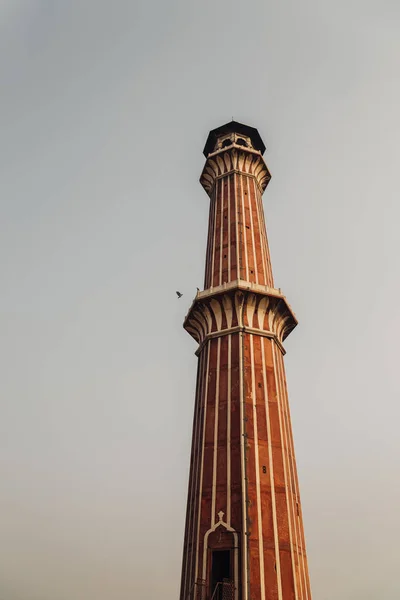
(180, 122), (312, 600)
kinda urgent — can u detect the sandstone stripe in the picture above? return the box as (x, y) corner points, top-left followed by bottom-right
(211, 181), (218, 287)
(227, 176), (231, 282)
(181, 352), (202, 599)
(250, 334), (265, 600)
(227, 333), (232, 526)
(239, 329), (249, 600)
(277, 351), (309, 600)
(187, 347), (208, 598)
(275, 345), (304, 600)
(246, 176), (258, 283)
(271, 341), (298, 600)
(234, 173), (240, 281)
(205, 190), (214, 288)
(194, 341), (211, 583)
(240, 174), (249, 281)
(252, 177), (267, 285)
(261, 336), (283, 600)
(211, 336), (221, 525)
(255, 183), (273, 287)
(219, 176), (224, 285)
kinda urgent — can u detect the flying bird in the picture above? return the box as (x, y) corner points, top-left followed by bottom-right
(176, 291), (183, 299)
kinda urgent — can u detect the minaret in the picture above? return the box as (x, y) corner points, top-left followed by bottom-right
(179, 122), (312, 600)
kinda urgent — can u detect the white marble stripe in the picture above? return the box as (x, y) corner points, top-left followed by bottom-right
(247, 177), (258, 284)
(240, 174), (249, 281)
(211, 182), (218, 287)
(250, 335), (265, 600)
(190, 352), (208, 587)
(185, 348), (207, 598)
(212, 190), (218, 285)
(271, 341), (298, 600)
(234, 173), (240, 280)
(182, 353), (201, 597)
(277, 351), (309, 600)
(227, 176), (231, 282)
(219, 176), (224, 285)
(256, 185), (273, 286)
(275, 347), (304, 600)
(205, 191), (214, 288)
(227, 334), (232, 526)
(279, 356), (309, 600)
(261, 337), (283, 600)
(263, 208), (274, 287)
(211, 337), (221, 525)
(252, 177), (267, 285)
(194, 342), (211, 583)
(277, 351), (306, 600)
(239, 330), (249, 600)
(257, 187), (269, 280)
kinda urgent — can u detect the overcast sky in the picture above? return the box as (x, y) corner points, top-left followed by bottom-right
(0, 1), (399, 599)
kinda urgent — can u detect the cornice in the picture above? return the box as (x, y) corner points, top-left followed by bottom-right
(194, 326), (287, 357)
(183, 280), (297, 353)
(200, 145), (271, 197)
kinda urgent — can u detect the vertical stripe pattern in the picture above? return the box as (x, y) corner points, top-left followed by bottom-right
(203, 147), (274, 289)
(180, 130), (312, 600)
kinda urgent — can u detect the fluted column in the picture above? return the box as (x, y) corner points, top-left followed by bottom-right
(201, 145), (274, 289)
(179, 122), (312, 600)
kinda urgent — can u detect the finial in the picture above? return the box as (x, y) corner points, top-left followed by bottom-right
(218, 510), (224, 522)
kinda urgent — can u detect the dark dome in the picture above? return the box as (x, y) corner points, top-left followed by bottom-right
(203, 120), (266, 157)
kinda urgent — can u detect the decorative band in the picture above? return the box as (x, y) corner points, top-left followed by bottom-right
(202, 169), (266, 196)
(195, 326), (286, 357)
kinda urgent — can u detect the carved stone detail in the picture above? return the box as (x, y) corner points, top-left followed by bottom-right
(184, 283), (297, 353)
(200, 146), (271, 196)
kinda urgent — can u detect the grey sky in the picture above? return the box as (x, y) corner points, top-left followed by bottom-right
(0, 1), (399, 599)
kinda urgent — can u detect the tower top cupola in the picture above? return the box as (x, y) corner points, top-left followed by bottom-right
(202, 120), (266, 157)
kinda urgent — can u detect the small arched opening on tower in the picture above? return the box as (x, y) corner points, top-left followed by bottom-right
(207, 526), (236, 600)
(236, 137), (248, 147)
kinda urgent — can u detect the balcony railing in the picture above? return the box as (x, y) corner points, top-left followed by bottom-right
(211, 579), (234, 600)
(191, 577), (234, 600)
